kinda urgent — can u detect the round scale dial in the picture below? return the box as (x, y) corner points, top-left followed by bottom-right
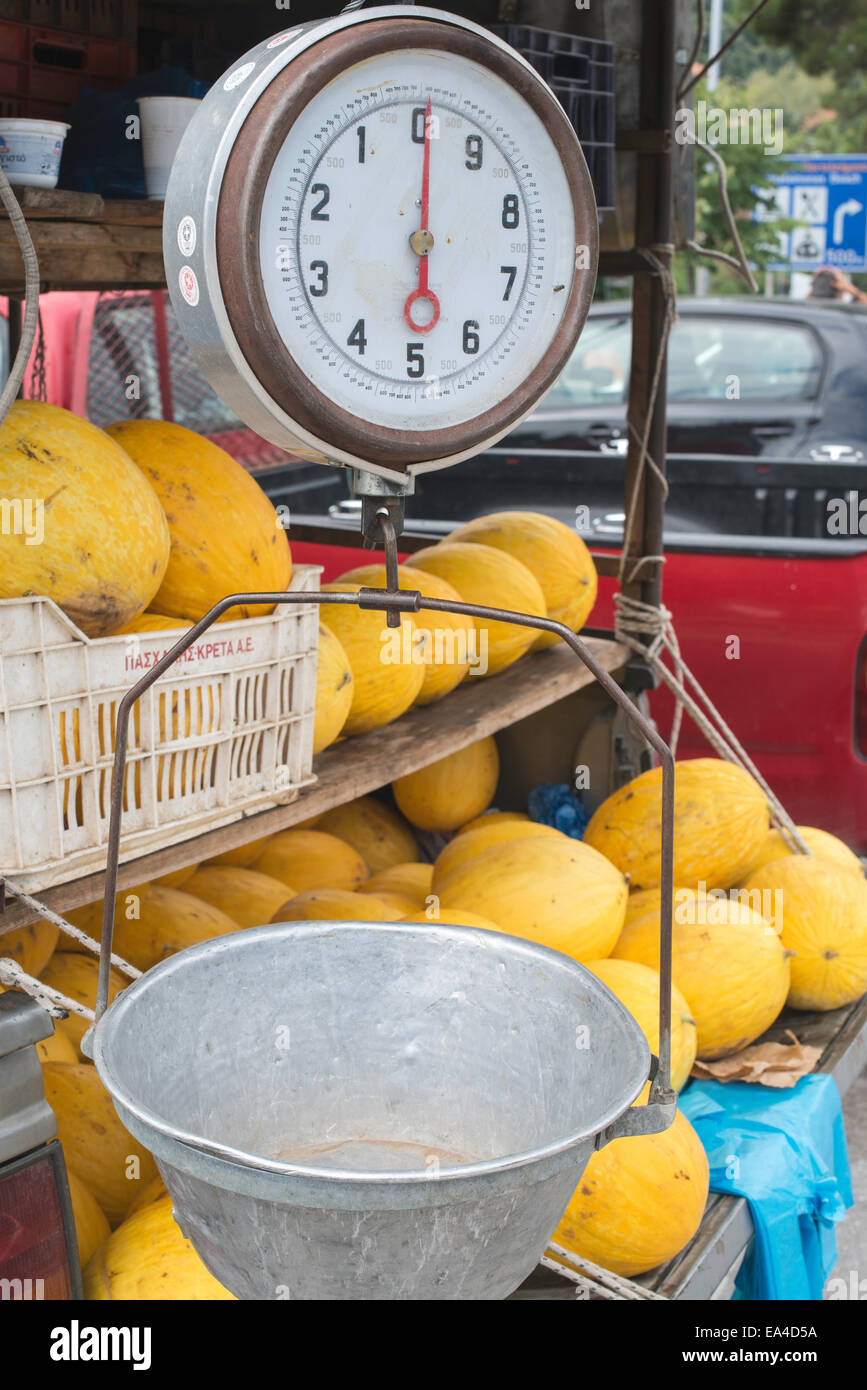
(165, 8), (598, 476)
(259, 49), (576, 431)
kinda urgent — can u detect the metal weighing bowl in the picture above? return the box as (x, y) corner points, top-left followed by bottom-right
(93, 920), (651, 1300)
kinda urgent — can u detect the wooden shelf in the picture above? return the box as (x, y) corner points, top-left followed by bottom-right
(0, 636), (630, 932)
(1, 189), (165, 295)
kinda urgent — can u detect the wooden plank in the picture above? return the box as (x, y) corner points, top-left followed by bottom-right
(0, 251), (166, 295)
(0, 222), (162, 253)
(13, 189), (164, 227)
(0, 638), (629, 933)
(100, 200), (164, 226)
(14, 188), (104, 220)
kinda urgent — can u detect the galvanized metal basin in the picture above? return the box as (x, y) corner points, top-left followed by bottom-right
(93, 920), (651, 1300)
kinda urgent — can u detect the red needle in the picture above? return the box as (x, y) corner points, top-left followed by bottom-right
(404, 96), (440, 334)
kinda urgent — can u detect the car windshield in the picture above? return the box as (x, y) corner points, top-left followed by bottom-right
(545, 311), (824, 407)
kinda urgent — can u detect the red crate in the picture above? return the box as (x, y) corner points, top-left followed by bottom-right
(0, 19), (136, 117)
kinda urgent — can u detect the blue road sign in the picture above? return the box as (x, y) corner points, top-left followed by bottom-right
(756, 153), (867, 273)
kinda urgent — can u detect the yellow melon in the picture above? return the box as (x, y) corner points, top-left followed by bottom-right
(182, 866), (293, 929)
(624, 885), (694, 930)
(0, 919), (59, 976)
(124, 1173), (169, 1217)
(314, 624), (354, 753)
(42, 1062), (157, 1224)
(108, 886), (240, 972)
(614, 892), (789, 1058)
(84, 1195), (235, 1299)
(40, 953), (129, 1059)
(747, 826), (864, 878)
(36, 1028), (78, 1065)
(392, 735), (499, 832)
(433, 819), (564, 890)
(335, 563), (473, 704)
(315, 795), (419, 875)
(252, 829), (367, 892)
(400, 907), (504, 933)
(104, 419), (291, 621)
(152, 864), (198, 890)
(0, 401), (170, 636)
(439, 836), (627, 962)
(585, 958), (697, 1091)
(370, 892), (422, 916)
(448, 510), (598, 650)
(272, 889), (404, 923)
(409, 542), (547, 675)
(110, 612), (189, 636)
(741, 857), (867, 1011)
(584, 758), (770, 891)
(67, 1171), (111, 1272)
(360, 862), (434, 904)
(320, 583), (425, 733)
(552, 1087), (709, 1277)
(58, 883), (151, 955)
(459, 811), (530, 835)
(204, 832), (275, 869)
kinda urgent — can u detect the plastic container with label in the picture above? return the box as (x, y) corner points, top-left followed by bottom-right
(0, 118), (70, 188)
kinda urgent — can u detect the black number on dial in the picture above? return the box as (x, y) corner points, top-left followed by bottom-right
(500, 265), (517, 300)
(406, 343), (425, 378)
(347, 319), (367, 354)
(411, 107), (427, 144)
(310, 184), (330, 221)
(309, 261), (328, 297)
(357, 126), (366, 164)
(501, 194), (519, 229)
(465, 135), (483, 170)
(462, 320), (480, 355)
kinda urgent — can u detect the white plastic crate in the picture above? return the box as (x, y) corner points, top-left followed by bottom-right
(0, 566), (321, 892)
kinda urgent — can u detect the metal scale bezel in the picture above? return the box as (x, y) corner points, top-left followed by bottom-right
(163, 5), (599, 484)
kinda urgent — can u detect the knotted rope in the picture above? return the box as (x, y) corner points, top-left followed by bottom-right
(0, 887), (141, 1021)
(614, 593), (810, 855)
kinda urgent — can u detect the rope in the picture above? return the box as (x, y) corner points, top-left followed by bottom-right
(0, 884), (141, 1022)
(618, 245), (676, 587)
(544, 1244), (668, 1301)
(0, 886), (141, 979)
(0, 957), (93, 1021)
(613, 594), (810, 854)
(0, 166), (40, 426)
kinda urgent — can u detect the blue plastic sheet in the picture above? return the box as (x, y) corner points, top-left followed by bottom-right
(527, 782), (589, 839)
(679, 1076), (853, 1300)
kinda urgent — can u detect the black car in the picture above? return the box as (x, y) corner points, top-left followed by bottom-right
(517, 296), (867, 463)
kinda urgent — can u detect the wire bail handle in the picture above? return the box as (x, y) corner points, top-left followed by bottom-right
(83, 552), (677, 1139)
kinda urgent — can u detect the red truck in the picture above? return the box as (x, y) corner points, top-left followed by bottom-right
(3, 289), (865, 850)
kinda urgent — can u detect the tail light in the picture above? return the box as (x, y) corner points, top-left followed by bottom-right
(0, 993), (81, 1300)
(0, 1143), (79, 1300)
(857, 640), (867, 756)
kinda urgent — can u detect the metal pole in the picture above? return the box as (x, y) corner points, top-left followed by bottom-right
(707, 0), (724, 91)
(623, 0), (676, 613)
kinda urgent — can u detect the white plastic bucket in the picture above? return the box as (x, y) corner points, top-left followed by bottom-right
(137, 97), (200, 200)
(0, 119), (69, 189)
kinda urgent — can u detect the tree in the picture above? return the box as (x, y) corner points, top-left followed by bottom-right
(756, 0), (867, 149)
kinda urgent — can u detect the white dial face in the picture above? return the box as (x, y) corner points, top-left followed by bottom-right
(258, 46), (577, 430)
